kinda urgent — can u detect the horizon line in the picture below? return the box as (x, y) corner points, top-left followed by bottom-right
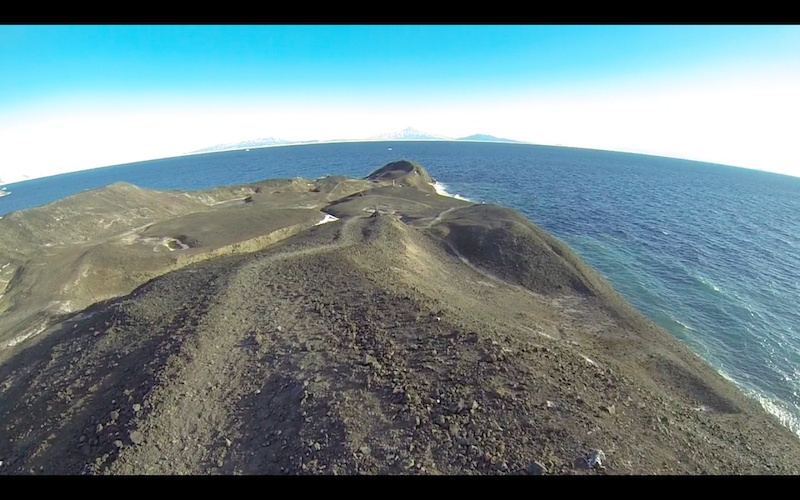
(2, 139), (797, 187)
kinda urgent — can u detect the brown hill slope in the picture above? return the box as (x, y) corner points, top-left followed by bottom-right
(0, 174), (378, 349)
(0, 161), (799, 475)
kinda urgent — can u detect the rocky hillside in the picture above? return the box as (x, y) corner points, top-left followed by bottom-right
(1, 161), (799, 475)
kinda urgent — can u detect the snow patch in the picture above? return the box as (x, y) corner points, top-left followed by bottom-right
(316, 213), (339, 226)
(141, 236), (191, 252)
(1, 321), (49, 350)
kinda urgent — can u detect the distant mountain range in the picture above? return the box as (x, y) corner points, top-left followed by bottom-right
(188, 128), (528, 155)
(0, 175), (31, 187)
(190, 137), (297, 154)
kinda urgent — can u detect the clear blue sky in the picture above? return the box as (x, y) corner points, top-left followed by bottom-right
(2, 25), (799, 181)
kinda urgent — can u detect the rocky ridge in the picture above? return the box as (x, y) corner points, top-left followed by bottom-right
(0, 160), (799, 475)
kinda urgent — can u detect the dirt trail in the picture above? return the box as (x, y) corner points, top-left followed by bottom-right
(107, 215), (365, 474)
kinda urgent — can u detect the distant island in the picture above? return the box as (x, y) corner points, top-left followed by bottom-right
(367, 127), (451, 141)
(190, 137), (307, 154)
(189, 127), (530, 155)
(456, 134), (524, 143)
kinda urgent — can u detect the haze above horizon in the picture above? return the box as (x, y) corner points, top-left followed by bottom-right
(2, 25), (799, 183)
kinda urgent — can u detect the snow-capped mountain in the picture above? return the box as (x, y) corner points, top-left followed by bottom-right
(456, 134), (524, 143)
(368, 127), (451, 141)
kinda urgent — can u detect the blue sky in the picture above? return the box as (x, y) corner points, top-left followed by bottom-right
(2, 25), (799, 182)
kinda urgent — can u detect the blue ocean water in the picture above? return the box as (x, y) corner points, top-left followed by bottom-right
(2, 141), (799, 437)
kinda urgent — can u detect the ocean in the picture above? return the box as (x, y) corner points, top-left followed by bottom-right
(2, 140), (799, 438)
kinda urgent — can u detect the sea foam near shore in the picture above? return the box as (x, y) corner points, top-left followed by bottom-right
(431, 181), (471, 201)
